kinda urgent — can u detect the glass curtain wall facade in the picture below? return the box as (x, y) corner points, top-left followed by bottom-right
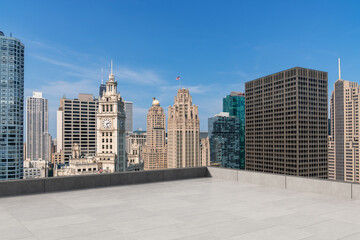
(0, 31), (25, 180)
(223, 92), (245, 169)
(208, 113), (241, 169)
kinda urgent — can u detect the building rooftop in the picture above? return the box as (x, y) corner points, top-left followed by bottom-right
(1, 168), (360, 240)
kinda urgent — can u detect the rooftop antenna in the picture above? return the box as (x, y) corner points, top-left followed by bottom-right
(338, 58), (341, 80)
(111, 59), (113, 75)
(101, 68), (104, 84)
(10, 32), (12, 37)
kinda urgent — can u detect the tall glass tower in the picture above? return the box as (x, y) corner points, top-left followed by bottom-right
(0, 31), (25, 180)
(208, 112), (241, 169)
(223, 92), (245, 169)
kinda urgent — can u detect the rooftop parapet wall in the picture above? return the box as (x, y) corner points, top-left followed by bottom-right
(207, 167), (358, 200)
(2, 167), (360, 200)
(0, 167), (208, 197)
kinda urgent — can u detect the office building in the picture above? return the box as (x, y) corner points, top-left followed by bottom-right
(99, 69), (106, 98)
(143, 98), (167, 170)
(208, 112), (241, 169)
(124, 101), (133, 133)
(167, 89), (200, 168)
(52, 150), (64, 165)
(329, 60), (360, 182)
(95, 64), (127, 172)
(245, 67), (328, 178)
(56, 94), (98, 164)
(0, 31), (25, 180)
(99, 83), (106, 98)
(223, 92), (245, 169)
(26, 92), (50, 161)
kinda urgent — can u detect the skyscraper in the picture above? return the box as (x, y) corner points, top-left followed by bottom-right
(223, 92), (245, 169)
(26, 92), (50, 162)
(56, 94), (98, 164)
(167, 89), (200, 168)
(0, 31), (25, 180)
(329, 60), (360, 183)
(99, 83), (106, 99)
(124, 101), (133, 133)
(143, 98), (167, 170)
(95, 63), (127, 172)
(245, 67), (328, 178)
(208, 112), (241, 169)
(99, 68), (106, 98)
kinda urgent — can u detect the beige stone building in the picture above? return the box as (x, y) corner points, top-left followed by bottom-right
(167, 89), (200, 168)
(54, 144), (99, 176)
(143, 98), (167, 170)
(51, 150), (64, 165)
(95, 63), (127, 173)
(23, 159), (47, 179)
(200, 137), (210, 166)
(329, 62), (360, 182)
(126, 131), (146, 170)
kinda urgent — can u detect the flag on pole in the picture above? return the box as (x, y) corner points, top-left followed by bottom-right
(176, 76), (180, 80)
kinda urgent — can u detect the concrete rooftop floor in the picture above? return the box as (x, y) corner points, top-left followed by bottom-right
(1, 178), (360, 240)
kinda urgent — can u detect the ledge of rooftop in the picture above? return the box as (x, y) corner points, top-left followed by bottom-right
(1, 167), (360, 240)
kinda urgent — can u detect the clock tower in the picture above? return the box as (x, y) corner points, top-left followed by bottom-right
(95, 61), (126, 172)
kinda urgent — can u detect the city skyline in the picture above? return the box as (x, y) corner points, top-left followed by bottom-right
(2, 1), (359, 137)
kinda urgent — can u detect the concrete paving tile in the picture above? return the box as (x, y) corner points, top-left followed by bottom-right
(1, 178), (360, 240)
(229, 225), (312, 240)
(61, 230), (136, 240)
(110, 214), (183, 233)
(126, 223), (208, 240)
(31, 221), (115, 240)
(300, 219), (360, 240)
(21, 214), (94, 231)
(0, 218), (34, 240)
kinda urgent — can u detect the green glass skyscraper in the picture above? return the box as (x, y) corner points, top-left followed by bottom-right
(223, 92), (245, 169)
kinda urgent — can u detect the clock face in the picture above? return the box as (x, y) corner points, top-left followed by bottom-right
(102, 118), (112, 129)
(120, 119), (125, 129)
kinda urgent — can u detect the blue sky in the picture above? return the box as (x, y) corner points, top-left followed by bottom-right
(1, 0), (360, 138)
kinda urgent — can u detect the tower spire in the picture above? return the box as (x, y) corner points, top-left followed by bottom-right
(338, 58), (341, 80)
(108, 59), (115, 81)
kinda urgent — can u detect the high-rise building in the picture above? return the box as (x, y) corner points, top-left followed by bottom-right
(99, 68), (106, 99)
(245, 67), (328, 178)
(95, 64), (127, 172)
(124, 101), (133, 133)
(167, 89), (200, 168)
(99, 83), (106, 99)
(26, 92), (50, 162)
(0, 31), (25, 180)
(143, 98), (167, 170)
(329, 60), (360, 183)
(223, 92), (245, 169)
(208, 112), (241, 169)
(56, 94), (98, 164)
